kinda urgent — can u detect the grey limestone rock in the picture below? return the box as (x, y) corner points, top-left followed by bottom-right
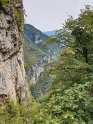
(0, 0), (27, 106)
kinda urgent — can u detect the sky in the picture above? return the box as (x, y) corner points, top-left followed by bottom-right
(23, 0), (93, 32)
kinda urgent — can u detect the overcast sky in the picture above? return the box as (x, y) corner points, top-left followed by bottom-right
(23, 0), (93, 32)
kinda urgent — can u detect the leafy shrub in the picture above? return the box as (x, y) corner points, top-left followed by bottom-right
(0, 99), (32, 124)
(31, 82), (93, 124)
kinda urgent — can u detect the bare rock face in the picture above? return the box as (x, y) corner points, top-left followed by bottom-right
(0, 0), (27, 106)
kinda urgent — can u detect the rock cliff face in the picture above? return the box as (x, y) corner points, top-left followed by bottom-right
(0, 0), (27, 106)
(27, 58), (45, 85)
(27, 55), (57, 85)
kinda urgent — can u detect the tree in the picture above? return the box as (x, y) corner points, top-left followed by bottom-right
(33, 5), (93, 124)
(49, 5), (93, 90)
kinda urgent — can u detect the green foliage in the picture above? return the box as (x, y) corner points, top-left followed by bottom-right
(45, 82), (93, 124)
(29, 5), (93, 124)
(14, 0), (24, 31)
(24, 24), (59, 70)
(24, 36), (48, 69)
(31, 71), (52, 100)
(0, 0), (8, 6)
(0, 98), (38, 124)
(15, 9), (24, 31)
(29, 82), (93, 124)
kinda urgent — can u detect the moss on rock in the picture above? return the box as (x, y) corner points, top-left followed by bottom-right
(0, 0), (9, 6)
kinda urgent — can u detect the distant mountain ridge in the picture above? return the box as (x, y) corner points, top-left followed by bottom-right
(24, 26), (49, 68)
(24, 24), (60, 98)
(44, 30), (58, 36)
(24, 24), (49, 44)
(24, 24), (59, 68)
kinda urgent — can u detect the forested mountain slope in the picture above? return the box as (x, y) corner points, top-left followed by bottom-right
(24, 24), (49, 43)
(24, 24), (51, 68)
(23, 24), (60, 98)
(24, 24), (59, 66)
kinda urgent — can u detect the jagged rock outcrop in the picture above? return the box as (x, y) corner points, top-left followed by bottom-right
(27, 59), (45, 85)
(0, 0), (27, 106)
(27, 55), (57, 85)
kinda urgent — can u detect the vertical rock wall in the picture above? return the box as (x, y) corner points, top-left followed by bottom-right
(0, 0), (26, 106)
